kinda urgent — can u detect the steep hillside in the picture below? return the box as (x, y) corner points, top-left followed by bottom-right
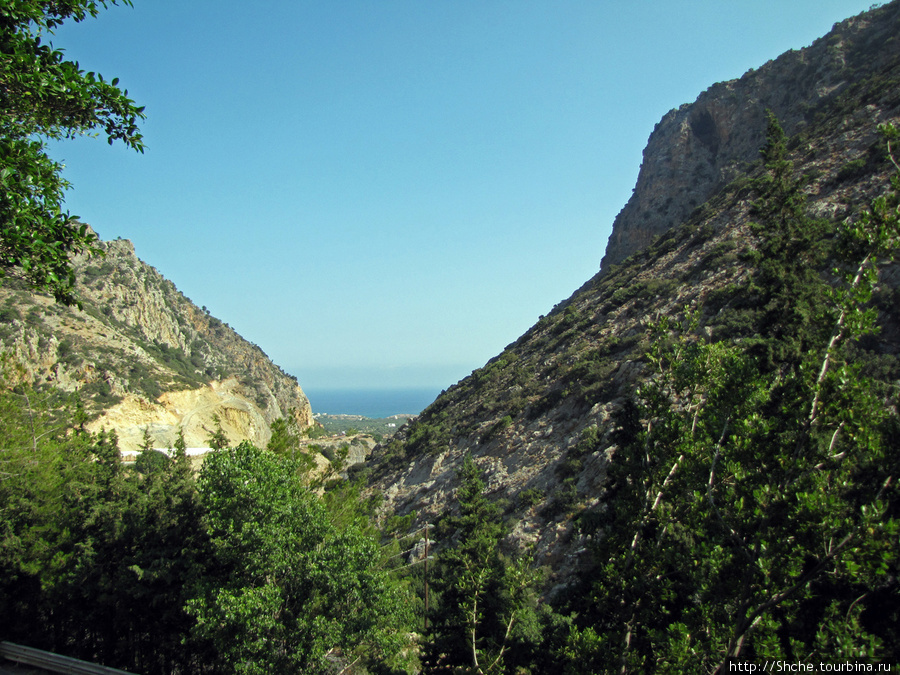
(601, 0), (900, 270)
(0, 230), (313, 453)
(366, 0), (900, 599)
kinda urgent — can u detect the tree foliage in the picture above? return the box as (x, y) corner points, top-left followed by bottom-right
(0, 384), (416, 673)
(0, 0), (145, 305)
(561, 120), (900, 672)
(0, 384), (205, 673)
(424, 454), (542, 674)
(188, 442), (416, 674)
(267, 413), (316, 474)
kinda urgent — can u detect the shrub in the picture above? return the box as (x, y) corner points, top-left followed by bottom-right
(518, 487), (545, 508)
(0, 307), (21, 323)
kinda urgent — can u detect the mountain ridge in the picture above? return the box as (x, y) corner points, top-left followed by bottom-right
(0, 228), (314, 453)
(600, 0), (900, 271)
(365, 0), (900, 597)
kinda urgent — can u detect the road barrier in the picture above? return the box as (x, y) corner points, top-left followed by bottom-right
(0, 642), (135, 675)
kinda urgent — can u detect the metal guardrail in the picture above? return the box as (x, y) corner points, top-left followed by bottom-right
(0, 642), (135, 675)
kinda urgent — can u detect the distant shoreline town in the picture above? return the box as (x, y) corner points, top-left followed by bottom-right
(313, 412), (418, 437)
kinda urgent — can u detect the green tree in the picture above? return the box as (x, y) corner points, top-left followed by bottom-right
(562, 123), (900, 672)
(135, 425), (168, 474)
(187, 442), (415, 674)
(205, 413), (229, 450)
(267, 414), (316, 474)
(0, 385), (207, 674)
(424, 454), (541, 674)
(745, 111), (832, 368)
(0, 0), (145, 305)
(172, 427), (192, 476)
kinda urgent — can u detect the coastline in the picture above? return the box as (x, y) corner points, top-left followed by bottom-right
(303, 387), (440, 419)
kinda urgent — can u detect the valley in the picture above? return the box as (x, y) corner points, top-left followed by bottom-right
(1, 1), (899, 673)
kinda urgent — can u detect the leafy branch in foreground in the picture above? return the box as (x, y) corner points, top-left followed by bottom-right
(0, 0), (146, 305)
(562, 121), (900, 673)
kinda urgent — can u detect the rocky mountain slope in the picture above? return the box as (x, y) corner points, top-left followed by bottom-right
(601, 0), (900, 270)
(366, 0), (900, 595)
(0, 231), (313, 453)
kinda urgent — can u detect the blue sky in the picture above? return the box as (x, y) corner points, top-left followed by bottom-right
(48, 0), (877, 391)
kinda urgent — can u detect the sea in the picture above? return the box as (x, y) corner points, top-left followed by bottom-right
(304, 387), (441, 419)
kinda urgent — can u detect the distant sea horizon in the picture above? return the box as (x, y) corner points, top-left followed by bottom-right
(303, 387), (442, 419)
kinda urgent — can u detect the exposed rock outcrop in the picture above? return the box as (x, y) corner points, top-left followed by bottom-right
(600, 1), (900, 270)
(0, 230), (313, 454)
(87, 378), (274, 455)
(367, 0), (900, 593)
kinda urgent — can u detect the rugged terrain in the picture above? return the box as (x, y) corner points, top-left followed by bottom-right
(601, 1), (900, 270)
(0, 231), (313, 454)
(367, 0), (900, 594)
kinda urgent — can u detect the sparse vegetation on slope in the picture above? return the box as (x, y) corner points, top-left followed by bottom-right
(365, 6), (900, 669)
(0, 232), (314, 452)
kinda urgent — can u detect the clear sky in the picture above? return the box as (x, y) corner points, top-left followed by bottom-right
(48, 0), (877, 391)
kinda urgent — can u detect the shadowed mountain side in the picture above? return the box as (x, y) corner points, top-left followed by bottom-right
(600, 1), (900, 271)
(364, 0), (900, 596)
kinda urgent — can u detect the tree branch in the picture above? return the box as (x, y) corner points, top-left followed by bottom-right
(716, 530), (857, 674)
(807, 253), (871, 429)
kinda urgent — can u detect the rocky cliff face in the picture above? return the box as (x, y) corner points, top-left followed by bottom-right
(600, 1), (900, 270)
(366, 0), (900, 595)
(0, 231), (313, 454)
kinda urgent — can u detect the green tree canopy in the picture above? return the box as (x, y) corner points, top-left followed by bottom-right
(0, 382), (206, 674)
(561, 121), (900, 673)
(425, 454), (542, 674)
(0, 0), (145, 305)
(188, 442), (415, 674)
